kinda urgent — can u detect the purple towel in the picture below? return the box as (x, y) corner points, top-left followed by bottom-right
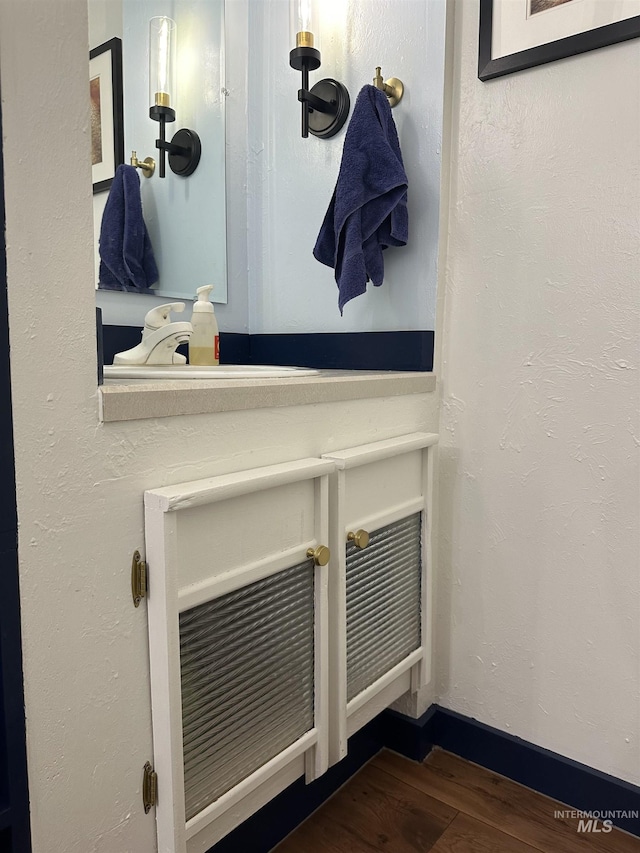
(98, 164), (159, 292)
(313, 85), (408, 314)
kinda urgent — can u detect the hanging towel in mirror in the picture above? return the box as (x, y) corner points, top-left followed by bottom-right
(313, 85), (408, 315)
(98, 164), (159, 292)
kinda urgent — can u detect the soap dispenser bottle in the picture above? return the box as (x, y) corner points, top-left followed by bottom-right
(189, 285), (219, 365)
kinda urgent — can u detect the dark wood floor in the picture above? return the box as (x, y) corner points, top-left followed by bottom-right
(275, 748), (640, 852)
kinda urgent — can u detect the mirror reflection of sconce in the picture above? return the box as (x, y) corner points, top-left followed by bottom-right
(148, 16), (201, 178)
(289, 0), (350, 139)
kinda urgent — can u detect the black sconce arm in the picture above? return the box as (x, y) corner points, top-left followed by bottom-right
(290, 46), (350, 140)
(149, 105), (201, 178)
(155, 137), (193, 156)
(298, 87), (339, 114)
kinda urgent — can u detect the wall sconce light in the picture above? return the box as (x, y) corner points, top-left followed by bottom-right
(149, 16), (201, 178)
(289, 0), (350, 139)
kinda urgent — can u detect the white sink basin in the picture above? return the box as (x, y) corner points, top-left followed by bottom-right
(103, 364), (320, 380)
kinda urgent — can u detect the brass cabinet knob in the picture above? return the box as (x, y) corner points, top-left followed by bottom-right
(307, 545), (331, 566)
(347, 529), (370, 549)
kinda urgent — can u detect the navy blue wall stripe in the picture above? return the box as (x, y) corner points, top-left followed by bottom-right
(250, 331), (434, 371)
(96, 307), (104, 386)
(101, 326), (434, 374)
(0, 95), (32, 852)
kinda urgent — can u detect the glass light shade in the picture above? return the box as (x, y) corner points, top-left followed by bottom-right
(149, 16), (177, 108)
(289, 0), (320, 52)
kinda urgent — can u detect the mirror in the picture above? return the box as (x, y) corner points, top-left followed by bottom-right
(89, 0), (227, 303)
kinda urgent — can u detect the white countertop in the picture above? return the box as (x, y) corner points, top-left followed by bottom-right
(98, 370), (436, 423)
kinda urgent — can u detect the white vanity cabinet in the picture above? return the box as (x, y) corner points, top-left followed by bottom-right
(144, 458), (334, 853)
(143, 431), (438, 853)
(322, 432), (438, 765)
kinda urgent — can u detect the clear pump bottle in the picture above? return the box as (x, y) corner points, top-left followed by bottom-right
(189, 285), (219, 365)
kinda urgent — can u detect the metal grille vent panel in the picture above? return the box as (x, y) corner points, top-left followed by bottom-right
(346, 513), (422, 701)
(179, 561), (315, 821)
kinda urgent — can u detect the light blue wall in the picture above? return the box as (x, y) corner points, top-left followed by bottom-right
(247, 0), (446, 334)
(94, 0), (446, 337)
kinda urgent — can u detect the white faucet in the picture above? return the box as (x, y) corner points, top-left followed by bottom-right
(113, 303), (193, 366)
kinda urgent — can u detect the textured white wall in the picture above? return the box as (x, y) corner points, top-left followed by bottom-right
(248, 0), (446, 333)
(437, 0), (640, 784)
(5, 5), (637, 853)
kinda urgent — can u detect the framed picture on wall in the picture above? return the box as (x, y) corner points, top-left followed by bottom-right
(89, 37), (124, 193)
(479, 0), (640, 81)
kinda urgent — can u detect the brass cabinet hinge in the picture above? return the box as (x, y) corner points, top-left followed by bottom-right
(131, 550), (148, 607)
(142, 761), (157, 813)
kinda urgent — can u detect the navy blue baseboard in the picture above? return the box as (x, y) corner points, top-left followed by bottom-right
(383, 705), (640, 838)
(100, 326), (434, 377)
(206, 705), (640, 851)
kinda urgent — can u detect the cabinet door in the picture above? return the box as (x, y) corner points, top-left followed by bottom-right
(323, 432), (438, 764)
(144, 458), (334, 853)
